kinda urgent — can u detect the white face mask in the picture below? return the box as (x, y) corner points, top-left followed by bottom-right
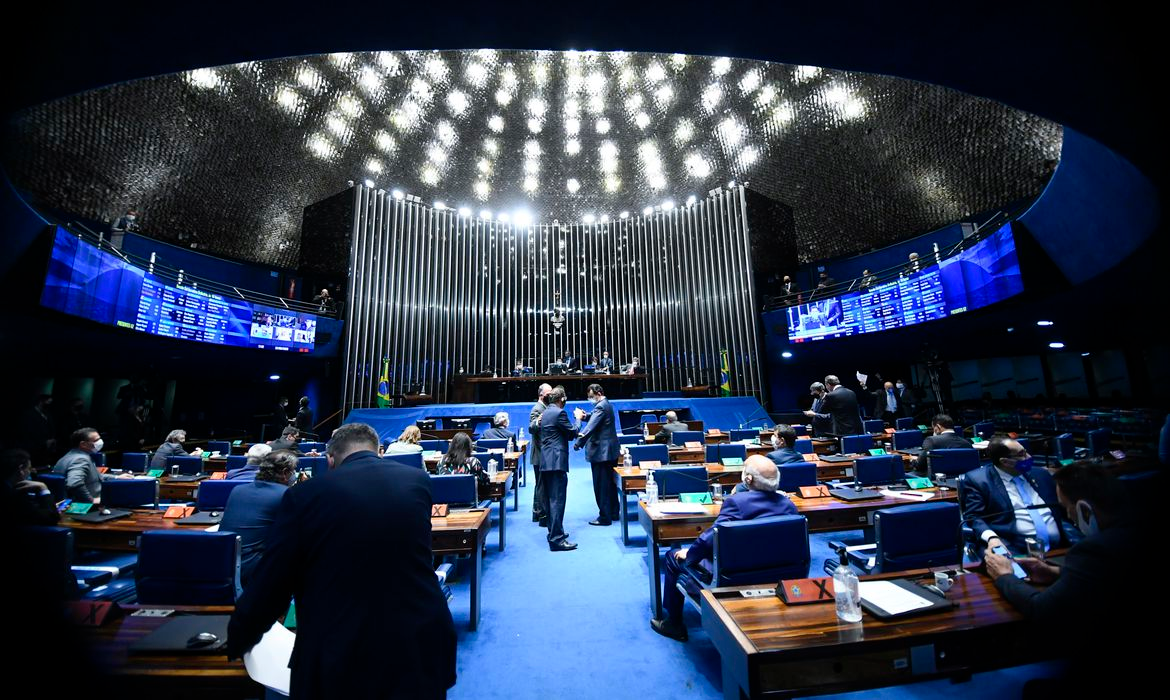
(1075, 500), (1099, 537)
(91, 438), (104, 453)
(771, 435), (781, 449)
(896, 383), (905, 390)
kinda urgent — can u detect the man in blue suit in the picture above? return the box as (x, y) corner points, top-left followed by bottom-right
(766, 424), (805, 466)
(227, 422), (456, 698)
(574, 383), (620, 526)
(652, 456), (797, 641)
(539, 386), (580, 551)
(960, 437), (1069, 556)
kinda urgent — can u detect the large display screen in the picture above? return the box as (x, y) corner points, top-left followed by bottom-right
(787, 222), (1023, 343)
(41, 227), (316, 351)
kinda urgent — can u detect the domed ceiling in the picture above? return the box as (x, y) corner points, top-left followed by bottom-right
(3, 48), (1061, 269)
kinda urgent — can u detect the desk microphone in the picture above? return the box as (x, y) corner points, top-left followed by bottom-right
(738, 406), (772, 430)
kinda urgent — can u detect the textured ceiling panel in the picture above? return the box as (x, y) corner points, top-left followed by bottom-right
(3, 49), (1061, 269)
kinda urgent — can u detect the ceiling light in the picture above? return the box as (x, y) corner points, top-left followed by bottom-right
(583, 214), (595, 224)
(712, 57), (732, 76)
(434, 201), (446, 210)
(662, 200), (674, 210)
(514, 210), (533, 227)
(1048, 342), (1065, 349)
(1081, 352), (1091, 357)
(686, 195), (697, 206)
(497, 212), (510, 223)
(391, 189), (404, 200)
(458, 206), (472, 217)
(642, 207), (653, 216)
(567, 178), (580, 193)
(363, 179), (375, 188)
(269, 374), (281, 381)
(620, 211), (630, 219)
(600, 215), (609, 223)
(480, 209), (492, 220)
(1036, 320), (1054, 326)
(781, 351), (793, 359)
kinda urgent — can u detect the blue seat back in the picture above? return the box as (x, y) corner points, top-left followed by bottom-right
(1053, 433), (1076, 459)
(618, 434), (643, 446)
(22, 526), (76, 599)
(167, 455), (204, 475)
(639, 414), (658, 425)
(1086, 428), (1111, 457)
(853, 455), (903, 486)
(672, 430), (704, 446)
(476, 438), (509, 451)
(383, 452), (424, 469)
(793, 438), (814, 455)
(928, 448), (981, 476)
(653, 466), (708, 497)
(100, 479), (159, 508)
(298, 456), (328, 478)
(420, 439), (449, 453)
(874, 502), (963, 573)
(895, 417), (916, 430)
(206, 441), (231, 455)
(430, 474), (478, 505)
(841, 434), (872, 454)
(135, 530), (241, 605)
(792, 425), (809, 436)
(298, 441), (325, 453)
(628, 444), (669, 466)
(705, 444), (719, 463)
(196, 479), (249, 510)
(730, 429), (758, 442)
(225, 455), (249, 471)
(892, 429), (924, 451)
(713, 514), (810, 585)
(777, 463), (818, 491)
(974, 421), (996, 440)
(92, 452), (106, 467)
(1016, 437), (1031, 453)
(863, 419), (884, 434)
(121, 452), (150, 471)
(718, 443), (747, 462)
(39, 472), (66, 501)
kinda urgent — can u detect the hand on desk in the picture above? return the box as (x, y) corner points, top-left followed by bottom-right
(1017, 557), (1060, 584)
(983, 551), (1015, 579)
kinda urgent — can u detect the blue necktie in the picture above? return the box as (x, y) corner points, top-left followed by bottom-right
(1013, 475), (1051, 551)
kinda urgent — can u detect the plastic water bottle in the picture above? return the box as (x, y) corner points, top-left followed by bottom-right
(487, 458), (498, 477)
(623, 449), (632, 468)
(833, 551), (862, 622)
(645, 470), (659, 505)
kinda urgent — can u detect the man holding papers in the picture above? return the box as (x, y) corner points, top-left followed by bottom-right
(651, 456), (796, 641)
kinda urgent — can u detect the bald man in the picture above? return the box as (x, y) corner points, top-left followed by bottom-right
(652, 456), (798, 641)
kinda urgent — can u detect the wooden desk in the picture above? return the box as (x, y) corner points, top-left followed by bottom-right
(702, 568), (1049, 699)
(452, 373), (642, 402)
(62, 508), (493, 631)
(636, 489), (958, 619)
(84, 605), (259, 698)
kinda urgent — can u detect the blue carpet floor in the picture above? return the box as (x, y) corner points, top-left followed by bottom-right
(440, 448), (1064, 699)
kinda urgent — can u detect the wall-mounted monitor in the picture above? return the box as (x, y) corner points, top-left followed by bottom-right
(41, 226), (317, 352)
(786, 222), (1023, 343)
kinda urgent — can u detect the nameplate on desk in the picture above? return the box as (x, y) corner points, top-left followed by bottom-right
(641, 461), (662, 469)
(721, 457), (744, 466)
(917, 425), (928, 431)
(69, 601), (121, 627)
(799, 485), (831, 498)
(431, 504), (450, 517)
(684, 441), (703, 449)
(147, 469), (165, 478)
(65, 502), (93, 514)
(210, 471), (227, 479)
(96, 466), (108, 474)
(421, 450), (440, 459)
(777, 576), (835, 604)
(905, 477), (933, 489)
(884, 428), (897, 435)
(802, 453), (819, 462)
(1110, 449), (1126, 460)
(679, 492), (713, 504)
(972, 436), (985, 444)
(164, 505), (195, 519)
(868, 448), (887, 456)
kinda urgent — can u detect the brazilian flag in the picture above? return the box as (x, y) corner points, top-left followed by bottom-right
(719, 349), (731, 397)
(376, 358), (391, 408)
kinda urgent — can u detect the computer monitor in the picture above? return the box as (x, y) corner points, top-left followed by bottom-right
(547, 362), (567, 375)
(415, 419), (437, 431)
(448, 417), (472, 430)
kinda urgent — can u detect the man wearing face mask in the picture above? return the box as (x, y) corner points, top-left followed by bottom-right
(960, 437), (1069, 556)
(765, 424), (805, 467)
(51, 427), (107, 503)
(574, 384), (620, 526)
(109, 206), (139, 249)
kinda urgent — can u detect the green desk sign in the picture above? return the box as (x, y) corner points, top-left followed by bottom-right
(868, 448), (887, 456)
(421, 450), (440, 459)
(284, 600), (297, 630)
(66, 502), (93, 514)
(906, 477), (933, 489)
(232, 440), (243, 446)
(721, 457), (745, 466)
(679, 492), (713, 504)
(147, 469), (165, 478)
(917, 425), (929, 431)
(972, 437), (985, 444)
(1059, 459), (1075, 467)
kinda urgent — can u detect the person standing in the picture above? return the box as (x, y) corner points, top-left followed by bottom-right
(574, 384), (620, 526)
(528, 383), (551, 525)
(227, 422), (456, 698)
(109, 206), (139, 249)
(877, 381), (903, 424)
(561, 349), (577, 371)
(218, 450), (297, 588)
(51, 428), (106, 503)
(270, 396), (290, 440)
(539, 387), (579, 551)
(803, 374), (863, 436)
(294, 396), (314, 434)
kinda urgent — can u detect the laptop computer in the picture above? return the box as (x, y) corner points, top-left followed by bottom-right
(129, 614), (231, 654)
(828, 486), (884, 501)
(167, 474), (209, 483)
(68, 508), (133, 523)
(819, 454), (856, 463)
(177, 510), (224, 525)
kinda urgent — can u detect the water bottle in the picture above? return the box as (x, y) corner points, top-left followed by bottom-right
(645, 470), (659, 504)
(833, 551), (862, 622)
(508, 436), (516, 454)
(623, 449), (632, 468)
(487, 458), (498, 477)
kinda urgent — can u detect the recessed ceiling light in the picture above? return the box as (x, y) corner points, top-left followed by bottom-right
(1036, 320), (1054, 326)
(1048, 342), (1065, 349)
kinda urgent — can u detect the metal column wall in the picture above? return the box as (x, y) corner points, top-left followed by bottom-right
(340, 185), (765, 412)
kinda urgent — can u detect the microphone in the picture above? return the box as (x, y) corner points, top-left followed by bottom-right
(738, 405), (772, 430)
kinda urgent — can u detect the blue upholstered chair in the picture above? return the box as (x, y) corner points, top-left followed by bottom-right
(793, 438), (814, 455)
(430, 474), (478, 505)
(166, 455), (204, 476)
(298, 456), (328, 478)
(777, 463), (818, 491)
(840, 434), (873, 455)
(896, 417), (916, 430)
(892, 429), (925, 451)
(928, 448), (982, 476)
(652, 466), (708, 497)
(712, 514), (810, 585)
(1086, 428), (1112, 457)
(792, 425), (809, 437)
(135, 530), (242, 605)
(671, 430), (704, 446)
(92, 452), (106, 467)
(22, 526), (83, 597)
(100, 478), (159, 509)
(863, 419), (885, 434)
(195, 479), (249, 511)
(39, 472), (66, 501)
(627, 444), (670, 466)
(121, 452), (150, 471)
(852, 455), (904, 486)
(383, 452), (424, 469)
(618, 434), (643, 446)
(639, 414), (659, 426)
(206, 440), (231, 455)
(298, 441), (325, 453)
(973, 421), (996, 440)
(827, 502), (963, 575)
(730, 429), (759, 442)
(224, 455), (248, 472)
(715, 443), (747, 463)
(1052, 433), (1076, 460)
(476, 438), (509, 451)
(420, 439), (449, 453)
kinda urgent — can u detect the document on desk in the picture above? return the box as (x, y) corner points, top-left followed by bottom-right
(879, 489), (933, 501)
(244, 621), (294, 694)
(651, 503), (709, 515)
(858, 580), (935, 616)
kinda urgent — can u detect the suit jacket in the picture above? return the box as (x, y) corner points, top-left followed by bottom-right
(657, 420), (690, 444)
(922, 431), (973, 452)
(960, 465), (1068, 553)
(597, 357), (614, 372)
(218, 479), (288, 587)
(562, 354), (576, 370)
(538, 404), (578, 472)
(874, 388), (903, 418)
(766, 447), (805, 466)
(575, 397), (619, 463)
(686, 489), (797, 568)
(820, 386), (864, 436)
(150, 441), (189, 468)
(480, 427), (515, 441)
(227, 451), (455, 698)
(268, 438), (304, 455)
(52, 449), (102, 502)
(528, 399), (547, 468)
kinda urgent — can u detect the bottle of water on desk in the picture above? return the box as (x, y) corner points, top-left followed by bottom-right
(833, 551), (862, 622)
(645, 470), (658, 505)
(487, 458), (498, 478)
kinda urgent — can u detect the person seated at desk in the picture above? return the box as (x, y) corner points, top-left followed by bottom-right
(624, 356), (646, 375)
(912, 413), (972, 472)
(766, 424), (805, 467)
(435, 432), (488, 489)
(52, 427), (110, 503)
(597, 350), (614, 373)
(269, 426), (306, 455)
(219, 450), (298, 587)
(226, 443), (272, 480)
(2, 448), (59, 526)
(652, 456), (797, 641)
(654, 411), (689, 445)
(150, 429), (203, 469)
(480, 412), (515, 442)
(561, 349), (577, 371)
(961, 437), (1071, 556)
(511, 358), (526, 377)
(384, 425), (424, 455)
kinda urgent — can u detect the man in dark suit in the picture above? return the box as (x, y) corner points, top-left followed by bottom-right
(779, 275), (801, 305)
(766, 424), (805, 466)
(652, 456), (798, 641)
(480, 412), (515, 442)
(539, 387), (579, 551)
(561, 349), (576, 371)
(268, 426), (304, 455)
(914, 413), (972, 473)
(227, 422), (456, 698)
(574, 383), (620, 526)
(803, 374), (863, 437)
(654, 411), (689, 445)
(528, 383), (551, 525)
(805, 382), (833, 437)
(150, 428), (204, 469)
(876, 381), (903, 423)
(597, 350), (614, 373)
(960, 437), (1069, 556)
